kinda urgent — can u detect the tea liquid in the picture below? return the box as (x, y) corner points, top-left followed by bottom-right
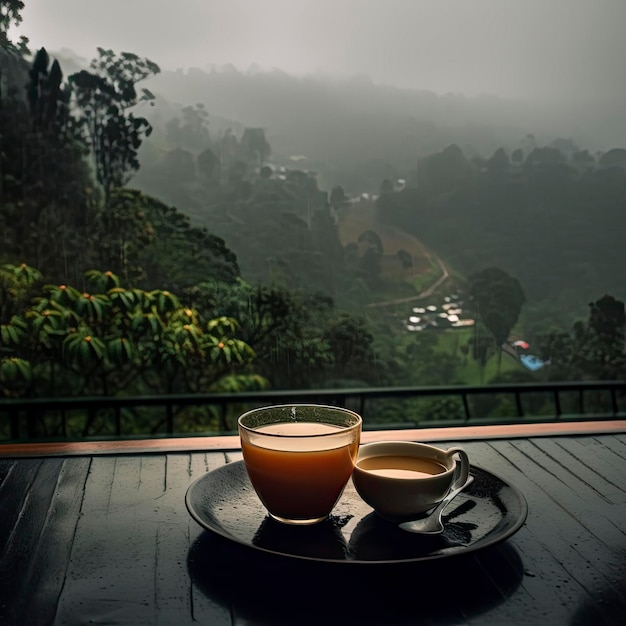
(241, 422), (359, 520)
(357, 455), (447, 479)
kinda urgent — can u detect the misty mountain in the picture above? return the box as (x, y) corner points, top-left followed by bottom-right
(144, 67), (516, 178)
(143, 65), (623, 192)
(50, 48), (623, 194)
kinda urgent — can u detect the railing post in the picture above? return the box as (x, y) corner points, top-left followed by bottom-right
(166, 403), (174, 435)
(610, 388), (618, 417)
(554, 390), (562, 419)
(579, 388), (584, 415)
(9, 408), (19, 440)
(115, 407), (121, 437)
(220, 403), (227, 432)
(462, 394), (471, 422)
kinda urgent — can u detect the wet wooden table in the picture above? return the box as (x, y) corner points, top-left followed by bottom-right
(1, 422), (625, 625)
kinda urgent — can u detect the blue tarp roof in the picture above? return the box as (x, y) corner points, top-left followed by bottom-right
(520, 354), (546, 371)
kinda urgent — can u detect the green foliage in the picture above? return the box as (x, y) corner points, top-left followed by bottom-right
(0, 0), (28, 54)
(329, 185), (346, 210)
(197, 147), (220, 183)
(166, 103), (210, 152)
(0, 266), (263, 403)
(0, 52), (100, 284)
(240, 127), (271, 166)
(486, 148), (510, 174)
(187, 280), (389, 389)
(538, 295), (626, 381)
(136, 191), (240, 288)
(69, 48), (160, 205)
(417, 144), (474, 196)
(468, 267), (526, 350)
(25, 48), (71, 133)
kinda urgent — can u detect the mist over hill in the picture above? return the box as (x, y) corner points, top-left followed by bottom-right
(51, 47), (625, 195)
(143, 65), (624, 192)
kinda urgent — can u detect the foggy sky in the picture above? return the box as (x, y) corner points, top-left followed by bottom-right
(12, 0), (626, 103)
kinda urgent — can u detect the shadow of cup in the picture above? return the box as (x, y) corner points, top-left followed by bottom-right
(187, 530), (525, 625)
(251, 513), (352, 560)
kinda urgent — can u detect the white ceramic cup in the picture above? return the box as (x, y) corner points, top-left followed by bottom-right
(351, 441), (470, 522)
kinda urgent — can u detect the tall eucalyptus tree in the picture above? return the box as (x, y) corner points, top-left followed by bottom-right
(69, 48), (160, 207)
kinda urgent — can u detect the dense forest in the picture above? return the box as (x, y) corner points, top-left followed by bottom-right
(1, 3), (625, 436)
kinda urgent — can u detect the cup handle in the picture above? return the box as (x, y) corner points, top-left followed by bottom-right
(444, 447), (470, 491)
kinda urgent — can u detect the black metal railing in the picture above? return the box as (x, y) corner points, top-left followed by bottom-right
(1, 380), (625, 443)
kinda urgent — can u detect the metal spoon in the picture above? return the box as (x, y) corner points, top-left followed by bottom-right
(398, 475), (474, 535)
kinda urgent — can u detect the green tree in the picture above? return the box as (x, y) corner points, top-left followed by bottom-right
(166, 103), (210, 151)
(1, 266), (261, 406)
(322, 314), (377, 385)
(356, 230), (383, 286)
(539, 295), (626, 381)
(136, 191), (240, 289)
(396, 249), (412, 269)
(93, 188), (239, 288)
(69, 48), (160, 206)
(25, 48), (71, 133)
(197, 147), (220, 183)
(162, 148), (196, 183)
(1, 50), (99, 284)
(358, 230), (383, 256)
(486, 148), (510, 174)
(588, 294), (625, 342)
(467, 326), (496, 383)
(417, 144), (473, 196)
(240, 127), (271, 169)
(511, 148), (524, 166)
(599, 148), (626, 168)
(379, 178), (394, 196)
(0, 0), (28, 54)
(468, 268), (526, 370)
(572, 149), (595, 172)
(189, 281), (337, 389)
(524, 146), (565, 170)
(329, 185), (346, 209)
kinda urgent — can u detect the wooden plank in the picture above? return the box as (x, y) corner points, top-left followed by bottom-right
(467, 438), (626, 624)
(154, 453), (230, 626)
(185, 452), (233, 624)
(594, 433), (626, 459)
(1, 420), (624, 457)
(51, 453), (231, 626)
(21, 458), (92, 626)
(509, 438), (625, 551)
(0, 458), (65, 624)
(0, 459), (41, 555)
(53, 456), (158, 624)
(533, 437), (625, 502)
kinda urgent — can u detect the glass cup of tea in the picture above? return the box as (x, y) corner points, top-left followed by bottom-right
(238, 404), (362, 525)
(351, 441), (470, 522)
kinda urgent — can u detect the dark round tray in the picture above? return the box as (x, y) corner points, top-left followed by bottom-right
(185, 460), (527, 565)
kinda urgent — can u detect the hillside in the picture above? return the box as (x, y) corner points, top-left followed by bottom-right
(338, 200), (435, 283)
